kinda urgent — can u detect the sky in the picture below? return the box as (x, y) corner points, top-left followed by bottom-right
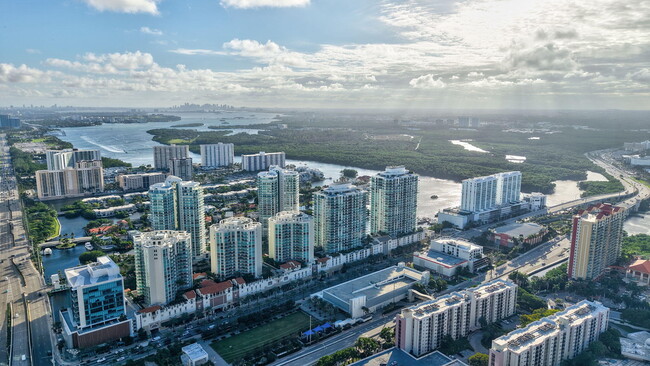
(0, 0), (649, 110)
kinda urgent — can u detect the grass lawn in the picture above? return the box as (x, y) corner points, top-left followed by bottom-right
(167, 138), (192, 144)
(211, 311), (311, 363)
(47, 217), (61, 241)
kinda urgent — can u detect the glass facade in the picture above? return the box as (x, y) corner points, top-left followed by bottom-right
(370, 167), (418, 237)
(70, 278), (124, 329)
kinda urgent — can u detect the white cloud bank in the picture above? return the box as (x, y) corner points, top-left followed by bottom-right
(80, 0), (159, 15)
(409, 74), (446, 89)
(220, 0), (310, 9)
(4, 0), (650, 108)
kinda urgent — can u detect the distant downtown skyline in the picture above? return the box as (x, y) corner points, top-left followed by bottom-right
(1, 0), (649, 109)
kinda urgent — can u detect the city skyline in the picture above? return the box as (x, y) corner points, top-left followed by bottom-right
(1, 1), (649, 364)
(1, 0), (649, 109)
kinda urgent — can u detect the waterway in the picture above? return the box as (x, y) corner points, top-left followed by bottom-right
(449, 139), (489, 153)
(44, 114), (645, 276)
(42, 245), (88, 281)
(57, 111), (278, 166)
(545, 171), (608, 207)
(624, 214), (650, 235)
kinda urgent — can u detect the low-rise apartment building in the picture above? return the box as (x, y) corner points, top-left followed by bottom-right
(396, 280), (517, 357)
(489, 300), (609, 366)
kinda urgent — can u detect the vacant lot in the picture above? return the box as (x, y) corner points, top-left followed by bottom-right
(211, 311), (311, 363)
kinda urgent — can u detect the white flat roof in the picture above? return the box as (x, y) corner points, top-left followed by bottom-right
(182, 343), (209, 361)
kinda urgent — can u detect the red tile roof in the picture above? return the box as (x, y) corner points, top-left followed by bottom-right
(279, 260), (301, 270)
(199, 281), (233, 295)
(138, 305), (161, 314)
(88, 225), (113, 234)
(184, 290), (197, 300)
(233, 277), (246, 285)
(201, 279), (217, 287)
(628, 259), (650, 275)
(317, 257), (329, 264)
(192, 272), (207, 280)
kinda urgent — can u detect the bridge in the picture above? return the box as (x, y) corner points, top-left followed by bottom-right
(39, 236), (92, 248)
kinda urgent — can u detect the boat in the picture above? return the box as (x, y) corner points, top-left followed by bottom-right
(43, 248), (53, 256)
(84, 242), (94, 251)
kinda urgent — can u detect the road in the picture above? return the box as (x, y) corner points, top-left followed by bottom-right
(271, 314), (395, 366)
(0, 134), (54, 366)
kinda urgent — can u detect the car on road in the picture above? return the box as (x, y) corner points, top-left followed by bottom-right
(96, 357), (106, 363)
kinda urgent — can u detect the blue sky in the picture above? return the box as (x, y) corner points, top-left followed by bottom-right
(1, 0), (649, 109)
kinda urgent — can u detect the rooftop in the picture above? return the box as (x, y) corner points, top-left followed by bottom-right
(628, 259), (650, 275)
(65, 256), (122, 288)
(405, 280), (516, 319)
(492, 300), (608, 352)
(433, 238), (482, 251)
(318, 182), (365, 196)
(415, 249), (467, 268)
(198, 280), (233, 295)
(350, 348), (465, 366)
(322, 265), (425, 308)
(138, 305), (161, 314)
(577, 203), (624, 221)
(280, 260), (302, 270)
(181, 343), (209, 361)
(620, 331), (650, 362)
(376, 166), (414, 178)
(492, 222), (546, 237)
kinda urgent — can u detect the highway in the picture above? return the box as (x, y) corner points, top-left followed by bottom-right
(0, 134), (54, 366)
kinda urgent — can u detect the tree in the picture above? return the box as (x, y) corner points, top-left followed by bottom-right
(429, 278), (448, 292)
(79, 250), (106, 264)
(340, 169), (358, 179)
(517, 288), (546, 312)
(469, 353), (489, 366)
(412, 282), (428, 294)
(508, 271), (530, 289)
(520, 308), (560, 327)
(355, 337), (380, 357)
(379, 327), (394, 343)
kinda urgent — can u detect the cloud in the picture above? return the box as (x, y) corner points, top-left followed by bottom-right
(46, 51), (154, 74)
(0, 64), (48, 83)
(5, 0), (650, 108)
(220, 0), (309, 9)
(221, 39), (309, 68)
(25, 49), (41, 54)
(506, 43), (576, 72)
(628, 68), (650, 82)
(140, 26), (163, 36)
(169, 49), (225, 56)
(80, 0), (159, 15)
(84, 51), (154, 69)
(223, 39), (283, 58)
(409, 74), (446, 89)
